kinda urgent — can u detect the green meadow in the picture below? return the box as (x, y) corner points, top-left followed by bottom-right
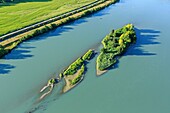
(0, 0), (95, 36)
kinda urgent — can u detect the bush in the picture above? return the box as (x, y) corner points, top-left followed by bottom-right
(59, 73), (63, 78)
(63, 58), (84, 75)
(71, 64), (85, 85)
(33, 29), (41, 36)
(48, 78), (56, 85)
(50, 23), (57, 28)
(82, 49), (94, 61)
(0, 45), (8, 58)
(97, 52), (117, 70)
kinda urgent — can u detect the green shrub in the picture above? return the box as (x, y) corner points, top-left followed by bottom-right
(50, 23), (57, 28)
(63, 58), (84, 75)
(0, 45), (8, 58)
(48, 78), (56, 85)
(59, 73), (64, 78)
(82, 49), (94, 61)
(97, 52), (117, 71)
(71, 64), (85, 85)
(33, 29), (41, 36)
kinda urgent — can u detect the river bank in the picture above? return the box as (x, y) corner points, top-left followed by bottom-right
(0, 0), (118, 59)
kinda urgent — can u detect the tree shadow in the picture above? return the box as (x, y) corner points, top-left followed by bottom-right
(4, 49), (33, 60)
(0, 0), (52, 7)
(0, 63), (15, 74)
(4, 43), (34, 60)
(108, 60), (120, 71)
(125, 28), (160, 56)
(0, 43), (35, 74)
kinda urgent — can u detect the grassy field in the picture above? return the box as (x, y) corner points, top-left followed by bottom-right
(0, 0), (96, 36)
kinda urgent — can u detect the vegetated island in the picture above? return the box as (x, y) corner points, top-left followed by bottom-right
(62, 49), (94, 93)
(96, 24), (137, 75)
(0, 0), (119, 59)
(40, 49), (94, 99)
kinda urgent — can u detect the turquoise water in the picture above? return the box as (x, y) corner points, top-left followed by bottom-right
(0, 0), (170, 113)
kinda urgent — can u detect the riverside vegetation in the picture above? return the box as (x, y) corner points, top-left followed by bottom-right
(0, 0), (118, 59)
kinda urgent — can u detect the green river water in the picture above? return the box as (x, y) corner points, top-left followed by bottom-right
(0, 0), (170, 113)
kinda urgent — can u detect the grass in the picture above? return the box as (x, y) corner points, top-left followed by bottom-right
(97, 24), (137, 71)
(0, 0), (97, 36)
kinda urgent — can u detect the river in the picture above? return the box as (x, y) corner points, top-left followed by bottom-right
(0, 0), (170, 113)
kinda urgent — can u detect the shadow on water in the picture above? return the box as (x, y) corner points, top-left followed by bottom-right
(32, 26), (74, 41)
(4, 43), (34, 60)
(32, 20), (87, 41)
(0, 43), (35, 74)
(107, 28), (160, 71)
(0, 63), (15, 74)
(125, 28), (160, 56)
(4, 50), (33, 60)
(108, 60), (120, 71)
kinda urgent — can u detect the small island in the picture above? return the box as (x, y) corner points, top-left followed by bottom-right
(40, 49), (94, 98)
(62, 49), (94, 93)
(96, 24), (136, 75)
